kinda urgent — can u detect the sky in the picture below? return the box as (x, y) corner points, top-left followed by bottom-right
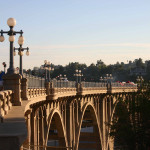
(0, 0), (150, 70)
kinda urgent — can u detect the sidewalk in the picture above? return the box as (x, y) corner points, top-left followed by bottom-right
(0, 95), (46, 150)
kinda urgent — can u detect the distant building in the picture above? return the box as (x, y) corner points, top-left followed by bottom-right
(130, 67), (146, 76)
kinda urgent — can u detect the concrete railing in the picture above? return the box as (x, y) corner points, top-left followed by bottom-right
(27, 88), (46, 98)
(0, 90), (13, 121)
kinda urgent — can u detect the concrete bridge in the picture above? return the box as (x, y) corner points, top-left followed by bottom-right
(0, 74), (137, 150)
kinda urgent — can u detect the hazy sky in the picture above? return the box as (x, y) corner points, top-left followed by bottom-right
(0, 0), (150, 70)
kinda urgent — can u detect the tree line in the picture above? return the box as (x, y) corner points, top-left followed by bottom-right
(25, 58), (150, 82)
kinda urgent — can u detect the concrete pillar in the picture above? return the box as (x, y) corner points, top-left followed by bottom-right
(39, 111), (44, 146)
(66, 102), (73, 147)
(103, 99), (106, 150)
(21, 78), (28, 100)
(3, 74), (22, 106)
(30, 110), (36, 149)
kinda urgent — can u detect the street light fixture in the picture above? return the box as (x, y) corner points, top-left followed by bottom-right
(58, 74), (67, 88)
(74, 70), (83, 84)
(0, 18), (24, 74)
(41, 60), (54, 82)
(47, 61), (54, 82)
(14, 45), (29, 76)
(43, 60), (48, 81)
(100, 74), (113, 83)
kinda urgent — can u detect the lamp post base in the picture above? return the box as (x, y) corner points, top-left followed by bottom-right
(2, 74), (22, 106)
(7, 67), (16, 75)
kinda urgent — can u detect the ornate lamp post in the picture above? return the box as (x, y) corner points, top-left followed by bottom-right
(0, 18), (24, 74)
(14, 45), (29, 76)
(100, 74), (113, 83)
(74, 70), (83, 84)
(43, 60), (48, 82)
(2, 62), (6, 73)
(47, 61), (54, 82)
(105, 74), (113, 83)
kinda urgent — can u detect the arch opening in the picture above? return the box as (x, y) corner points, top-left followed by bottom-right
(46, 110), (67, 149)
(78, 104), (102, 150)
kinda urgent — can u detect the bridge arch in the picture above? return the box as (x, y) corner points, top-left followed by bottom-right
(45, 108), (68, 148)
(76, 101), (103, 150)
(106, 93), (132, 150)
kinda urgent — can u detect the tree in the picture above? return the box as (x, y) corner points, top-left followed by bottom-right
(135, 58), (144, 68)
(109, 91), (150, 150)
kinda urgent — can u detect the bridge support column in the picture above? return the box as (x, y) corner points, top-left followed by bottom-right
(66, 102), (73, 148)
(30, 110), (39, 149)
(21, 78), (28, 100)
(103, 99), (106, 150)
(39, 110), (45, 146)
(3, 74), (22, 106)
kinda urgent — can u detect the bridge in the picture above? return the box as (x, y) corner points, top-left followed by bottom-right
(0, 73), (137, 150)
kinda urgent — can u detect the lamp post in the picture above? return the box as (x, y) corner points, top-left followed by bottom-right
(47, 61), (54, 82)
(43, 60), (48, 82)
(100, 74), (113, 83)
(2, 62), (6, 73)
(105, 74), (113, 83)
(74, 70), (83, 84)
(0, 18), (24, 74)
(14, 45), (29, 76)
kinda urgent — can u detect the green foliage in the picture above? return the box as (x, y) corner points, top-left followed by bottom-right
(109, 91), (150, 149)
(25, 58), (150, 82)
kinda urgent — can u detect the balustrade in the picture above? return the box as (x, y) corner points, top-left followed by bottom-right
(0, 90), (12, 121)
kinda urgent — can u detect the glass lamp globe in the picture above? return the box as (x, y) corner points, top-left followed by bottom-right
(20, 51), (23, 56)
(18, 36), (24, 45)
(9, 35), (15, 42)
(26, 51), (29, 56)
(44, 60), (47, 64)
(18, 40), (24, 45)
(0, 36), (5, 42)
(7, 18), (16, 27)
